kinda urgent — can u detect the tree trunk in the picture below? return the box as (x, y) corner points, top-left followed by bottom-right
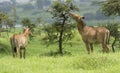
(112, 37), (117, 52)
(5, 24), (9, 37)
(58, 17), (66, 55)
(59, 30), (63, 54)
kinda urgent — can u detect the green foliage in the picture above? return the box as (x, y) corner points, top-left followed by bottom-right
(100, 0), (120, 16)
(0, 12), (9, 22)
(21, 18), (31, 27)
(0, 12), (13, 28)
(43, 0), (79, 54)
(42, 22), (76, 45)
(50, 0), (79, 18)
(102, 23), (120, 52)
(105, 23), (120, 38)
(21, 18), (36, 28)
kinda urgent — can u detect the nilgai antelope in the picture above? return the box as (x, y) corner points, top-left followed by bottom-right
(10, 28), (33, 59)
(69, 13), (110, 54)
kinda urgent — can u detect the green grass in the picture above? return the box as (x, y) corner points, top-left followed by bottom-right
(0, 29), (120, 73)
(1, 52), (120, 73)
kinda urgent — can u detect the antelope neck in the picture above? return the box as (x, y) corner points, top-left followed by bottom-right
(23, 31), (29, 38)
(77, 20), (85, 34)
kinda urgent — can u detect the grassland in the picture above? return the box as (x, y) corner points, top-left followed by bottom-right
(0, 28), (120, 73)
(1, 1), (120, 72)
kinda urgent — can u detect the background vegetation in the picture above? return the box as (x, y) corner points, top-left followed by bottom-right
(0, 0), (120, 73)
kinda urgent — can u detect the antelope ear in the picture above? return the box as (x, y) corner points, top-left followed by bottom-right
(82, 16), (85, 19)
(29, 28), (32, 31)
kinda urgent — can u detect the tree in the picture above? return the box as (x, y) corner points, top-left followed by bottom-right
(100, 0), (120, 52)
(0, 12), (3, 25)
(21, 18), (36, 30)
(21, 18), (31, 27)
(2, 13), (9, 29)
(103, 23), (120, 52)
(100, 0), (120, 16)
(44, 0), (79, 54)
(0, 12), (11, 36)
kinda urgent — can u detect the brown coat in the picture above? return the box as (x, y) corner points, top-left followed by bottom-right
(10, 28), (32, 58)
(70, 13), (110, 54)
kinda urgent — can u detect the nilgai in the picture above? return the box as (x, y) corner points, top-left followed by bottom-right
(69, 13), (110, 54)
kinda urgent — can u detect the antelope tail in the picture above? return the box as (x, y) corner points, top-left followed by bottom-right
(10, 37), (17, 53)
(104, 30), (110, 44)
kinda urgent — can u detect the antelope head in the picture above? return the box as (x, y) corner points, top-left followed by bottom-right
(69, 13), (85, 22)
(23, 28), (33, 37)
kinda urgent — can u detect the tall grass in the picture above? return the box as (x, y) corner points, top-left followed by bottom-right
(0, 53), (120, 73)
(0, 29), (120, 73)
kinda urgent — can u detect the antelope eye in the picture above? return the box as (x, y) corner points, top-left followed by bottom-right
(82, 16), (85, 19)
